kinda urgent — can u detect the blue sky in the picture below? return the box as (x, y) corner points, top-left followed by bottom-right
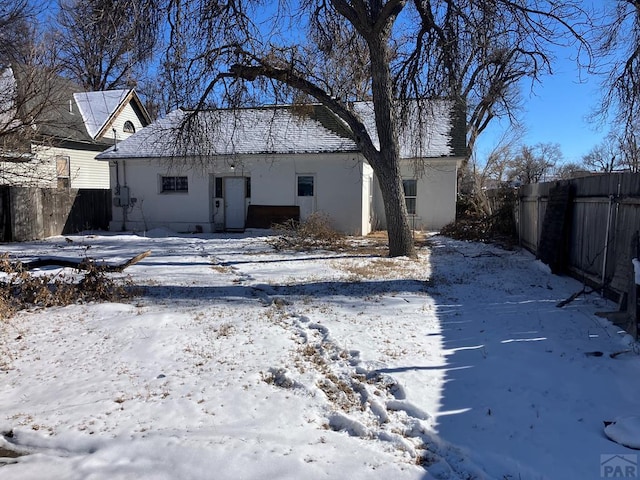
(38, 0), (609, 166)
(475, 51), (610, 166)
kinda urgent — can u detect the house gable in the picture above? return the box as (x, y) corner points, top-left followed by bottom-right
(74, 89), (151, 141)
(0, 65), (151, 188)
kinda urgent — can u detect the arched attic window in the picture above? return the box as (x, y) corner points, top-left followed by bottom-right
(123, 121), (136, 134)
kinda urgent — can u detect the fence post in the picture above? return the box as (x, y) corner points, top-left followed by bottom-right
(601, 195), (614, 290)
(629, 231), (639, 339)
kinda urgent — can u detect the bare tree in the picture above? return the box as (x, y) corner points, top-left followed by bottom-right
(582, 133), (621, 172)
(459, 126), (523, 218)
(554, 162), (588, 179)
(396, 1), (590, 161)
(594, 1), (640, 152)
(617, 129), (640, 172)
(480, 126), (526, 186)
(0, 0), (35, 65)
(0, 1), (69, 185)
(507, 142), (562, 184)
(54, 0), (160, 91)
(583, 130), (640, 173)
(163, 0), (590, 257)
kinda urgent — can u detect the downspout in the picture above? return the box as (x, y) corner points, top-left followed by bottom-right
(121, 160), (127, 232)
(113, 128), (127, 232)
(536, 195), (541, 250)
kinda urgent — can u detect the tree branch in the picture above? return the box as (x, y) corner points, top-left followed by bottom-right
(227, 62), (379, 160)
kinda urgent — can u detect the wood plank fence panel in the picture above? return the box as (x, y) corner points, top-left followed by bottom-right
(515, 172), (640, 302)
(1, 187), (111, 242)
(0, 186), (10, 242)
(611, 203), (640, 293)
(569, 198), (610, 279)
(537, 183), (573, 273)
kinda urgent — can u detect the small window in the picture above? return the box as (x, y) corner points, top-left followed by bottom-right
(56, 155), (71, 188)
(245, 177), (251, 198)
(161, 176), (188, 193)
(297, 175), (314, 196)
(56, 155), (70, 178)
(215, 177), (223, 197)
(403, 179), (417, 215)
(123, 121), (136, 134)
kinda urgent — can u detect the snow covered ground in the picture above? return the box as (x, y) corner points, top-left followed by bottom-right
(1, 230), (639, 479)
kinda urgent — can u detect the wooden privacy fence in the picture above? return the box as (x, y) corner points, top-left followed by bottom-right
(0, 187), (112, 242)
(516, 173), (640, 306)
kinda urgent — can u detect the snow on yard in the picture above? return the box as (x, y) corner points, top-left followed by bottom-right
(1, 230), (639, 479)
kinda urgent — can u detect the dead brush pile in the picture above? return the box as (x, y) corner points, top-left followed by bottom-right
(268, 212), (346, 252)
(442, 187), (518, 247)
(0, 254), (136, 319)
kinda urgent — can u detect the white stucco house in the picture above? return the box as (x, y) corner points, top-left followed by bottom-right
(0, 65), (151, 188)
(96, 102), (465, 235)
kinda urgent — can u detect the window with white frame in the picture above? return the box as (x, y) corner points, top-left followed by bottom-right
(297, 175), (314, 196)
(403, 179), (417, 215)
(161, 175), (188, 193)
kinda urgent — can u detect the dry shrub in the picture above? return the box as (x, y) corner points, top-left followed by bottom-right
(442, 187), (518, 246)
(0, 254), (136, 318)
(269, 212), (345, 251)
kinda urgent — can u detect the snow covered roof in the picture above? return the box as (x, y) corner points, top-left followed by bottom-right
(97, 106), (359, 159)
(353, 100), (459, 158)
(74, 90), (129, 139)
(1, 65), (149, 146)
(97, 102), (464, 161)
(73, 89), (150, 140)
(0, 67), (18, 133)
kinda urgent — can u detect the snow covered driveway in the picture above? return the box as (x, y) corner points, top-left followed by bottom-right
(1, 231), (639, 479)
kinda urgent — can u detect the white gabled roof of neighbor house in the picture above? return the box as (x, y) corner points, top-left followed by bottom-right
(97, 101), (461, 161)
(73, 89), (133, 139)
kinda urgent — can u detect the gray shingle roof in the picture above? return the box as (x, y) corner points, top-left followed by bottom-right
(97, 101), (461, 160)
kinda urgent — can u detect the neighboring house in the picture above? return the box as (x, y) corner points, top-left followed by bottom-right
(97, 102), (465, 235)
(0, 65), (151, 188)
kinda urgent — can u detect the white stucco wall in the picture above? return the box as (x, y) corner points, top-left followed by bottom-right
(107, 153), (371, 235)
(373, 157), (461, 232)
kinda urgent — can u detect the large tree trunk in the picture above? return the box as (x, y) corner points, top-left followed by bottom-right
(367, 33), (416, 258)
(375, 158), (416, 257)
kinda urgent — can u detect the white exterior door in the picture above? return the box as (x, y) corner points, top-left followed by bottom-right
(224, 177), (246, 231)
(296, 174), (316, 220)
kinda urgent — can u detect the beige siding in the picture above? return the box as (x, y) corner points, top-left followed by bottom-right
(34, 145), (109, 189)
(1, 98), (147, 189)
(101, 103), (147, 141)
(0, 154), (57, 187)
